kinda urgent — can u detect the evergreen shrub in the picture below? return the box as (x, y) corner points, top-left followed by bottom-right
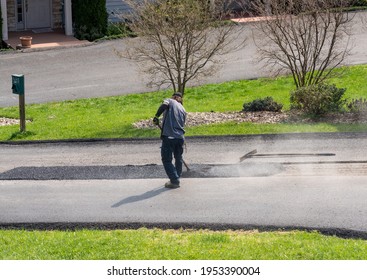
(243, 97), (283, 112)
(290, 83), (346, 115)
(347, 98), (367, 113)
(72, 0), (108, 41)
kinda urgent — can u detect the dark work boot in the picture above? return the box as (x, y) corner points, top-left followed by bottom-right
(165, 181), (180, 189)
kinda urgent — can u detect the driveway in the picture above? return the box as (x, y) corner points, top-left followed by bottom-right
(1, 133), (367, 238)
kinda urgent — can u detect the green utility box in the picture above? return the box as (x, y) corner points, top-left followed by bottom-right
(11, 74), (25, 95)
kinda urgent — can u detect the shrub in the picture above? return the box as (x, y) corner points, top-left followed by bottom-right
(72, 0), (108, 41)
(352, 0), (367, 7)
(347, 98), (367, 113)
(106, 22), (134, 37)
(243, 97), (283, 112)
(290, 83), (346, 115)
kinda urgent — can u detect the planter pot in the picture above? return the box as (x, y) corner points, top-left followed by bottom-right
(20, 36), (33, 48)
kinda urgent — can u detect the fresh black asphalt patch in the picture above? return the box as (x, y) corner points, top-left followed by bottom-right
(0, 163), (284, 180)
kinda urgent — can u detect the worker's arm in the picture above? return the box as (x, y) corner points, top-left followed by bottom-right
(155, 103), (168, 117)
(153, 103), (168, 125)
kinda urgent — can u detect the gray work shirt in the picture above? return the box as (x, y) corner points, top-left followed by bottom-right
(162, 98), (186, 139)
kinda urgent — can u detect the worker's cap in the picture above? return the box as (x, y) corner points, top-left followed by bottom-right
(172, 92), (183, 98)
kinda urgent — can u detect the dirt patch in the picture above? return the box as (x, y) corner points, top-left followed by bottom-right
(134, 111), (288, 129)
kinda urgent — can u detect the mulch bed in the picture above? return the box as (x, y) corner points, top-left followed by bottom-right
(133, 111), (367, 129)
(0, 117), (21, 126)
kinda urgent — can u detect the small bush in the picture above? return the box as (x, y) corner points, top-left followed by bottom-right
(243, 97), (283, 112)
(352, 0), (367, 7)
(106, 22), (134, 37)
(72, 0), (108, 41)
(290, 83), (346, 116)
(347, 98), (367, 113)
(107, 23), (125, 36)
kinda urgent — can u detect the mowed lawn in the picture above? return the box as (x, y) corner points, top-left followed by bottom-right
(1, 229), (367, 260)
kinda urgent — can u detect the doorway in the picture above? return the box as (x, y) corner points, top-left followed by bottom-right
(26, 0), (51, 29)
(17, 0), (52, 30)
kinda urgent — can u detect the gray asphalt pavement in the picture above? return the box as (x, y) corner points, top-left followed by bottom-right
(1, 177), (367, 238)
(1, 133), (367, 237)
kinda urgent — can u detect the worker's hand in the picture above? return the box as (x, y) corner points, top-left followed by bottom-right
(153, 117), (160, 126)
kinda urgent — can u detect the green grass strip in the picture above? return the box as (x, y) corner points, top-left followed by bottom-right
(1, 229), (367, 260)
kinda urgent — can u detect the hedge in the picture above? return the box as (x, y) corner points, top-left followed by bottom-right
(72, 0), (108, 41)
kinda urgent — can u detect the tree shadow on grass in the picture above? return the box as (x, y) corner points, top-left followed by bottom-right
(7, 130), (36, 141)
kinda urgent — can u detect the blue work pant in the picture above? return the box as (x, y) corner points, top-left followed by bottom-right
(161, 137), (184, 184)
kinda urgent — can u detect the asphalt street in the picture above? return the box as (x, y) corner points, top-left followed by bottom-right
(1, 12), (367, 107)
(1, 133), (367, 237)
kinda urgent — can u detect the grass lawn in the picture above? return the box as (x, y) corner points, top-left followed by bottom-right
(0, 65), (367, 141)
(1, 229), (367, 260)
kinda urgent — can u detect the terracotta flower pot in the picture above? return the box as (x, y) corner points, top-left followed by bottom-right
(20, 36), (33, 48)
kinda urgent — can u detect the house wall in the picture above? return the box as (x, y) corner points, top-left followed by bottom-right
(6, 0), (15, 31)
(6, 0), (63, 31)
(52, 0), (63, 28)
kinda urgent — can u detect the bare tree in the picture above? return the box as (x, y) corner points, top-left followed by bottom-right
(250, 0), (354, 88)
(122, 0), (244, 95)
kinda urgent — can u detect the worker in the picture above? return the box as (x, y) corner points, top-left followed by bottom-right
(153, 92), (187, 188)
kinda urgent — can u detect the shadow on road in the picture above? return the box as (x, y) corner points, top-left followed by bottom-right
(111, 186), (170, 207)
